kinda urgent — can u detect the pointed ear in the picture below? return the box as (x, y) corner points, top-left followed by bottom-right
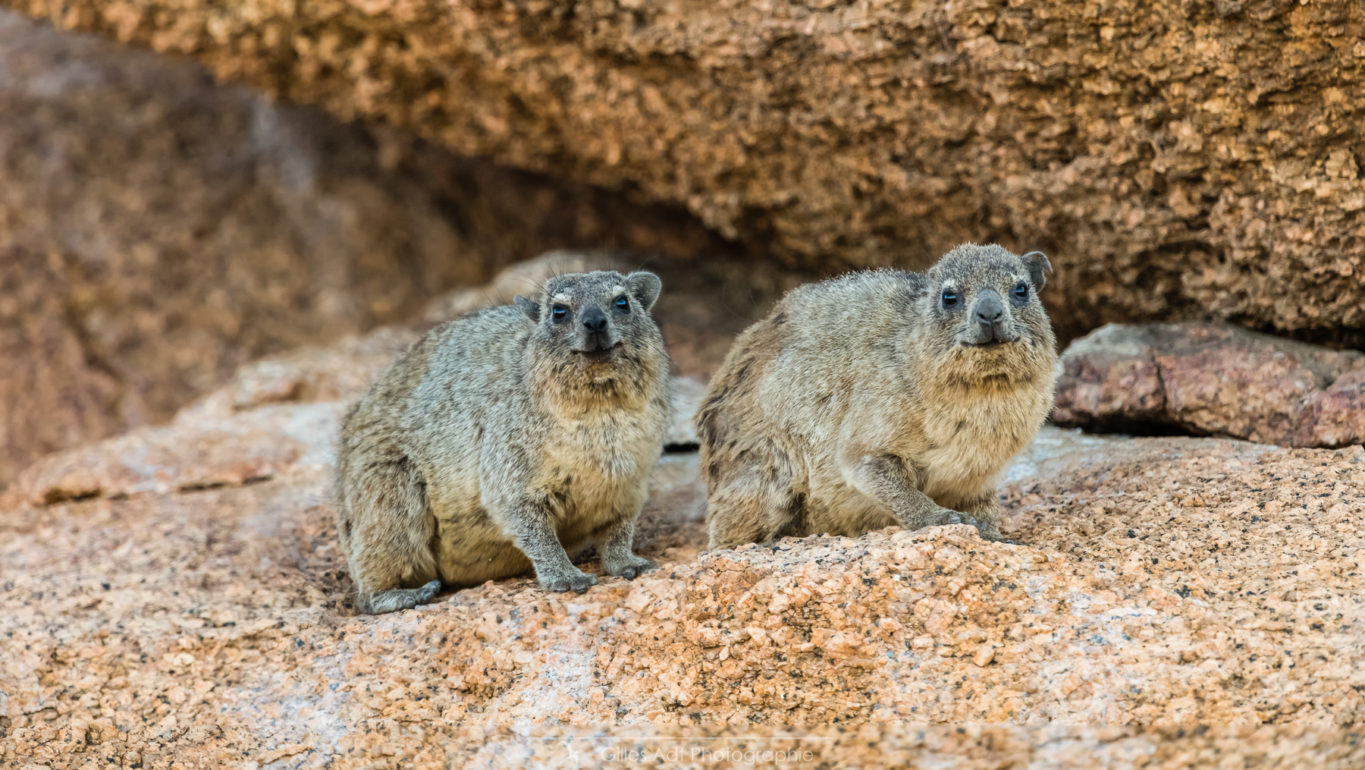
(514, 295), (540, 321)
(1022, 251), (1052, 291)
(624, 271), (662, 312)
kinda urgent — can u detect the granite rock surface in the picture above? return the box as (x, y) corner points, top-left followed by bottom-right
(1054, 322), (1365, 447)
(6, 0), (1364, 345)
(3, 311), (1364, 767)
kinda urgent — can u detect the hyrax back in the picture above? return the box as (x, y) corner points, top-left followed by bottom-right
(696, 244), (1057, 549)
(336, 270), (670, 614)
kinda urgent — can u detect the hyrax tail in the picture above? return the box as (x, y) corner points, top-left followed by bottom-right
(338, 455), (441, 614)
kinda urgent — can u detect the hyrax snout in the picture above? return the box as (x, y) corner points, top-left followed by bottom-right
(696, 243), (1059, 549)
(335, 270), (671, 614)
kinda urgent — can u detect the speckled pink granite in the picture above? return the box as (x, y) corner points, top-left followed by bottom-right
(4, 310), (1364, 768)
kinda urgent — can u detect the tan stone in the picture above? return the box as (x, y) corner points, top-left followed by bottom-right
(3, 313), (1365, 765)
(5, 0), (1363, 347)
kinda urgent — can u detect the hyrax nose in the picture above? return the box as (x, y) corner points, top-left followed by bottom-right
(973, 291), (1004, 325)
(581, 307), (608, 333)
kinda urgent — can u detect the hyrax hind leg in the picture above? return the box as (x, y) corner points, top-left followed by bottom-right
(703, 439), (804, 550)
(337, 456), (441, 614)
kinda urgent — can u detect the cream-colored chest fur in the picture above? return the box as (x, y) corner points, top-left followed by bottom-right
(915, 384), (1050, 507)
(537, 407), (662, 514)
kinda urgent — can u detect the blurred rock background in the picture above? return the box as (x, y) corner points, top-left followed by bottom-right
(0, 10), (754, 486)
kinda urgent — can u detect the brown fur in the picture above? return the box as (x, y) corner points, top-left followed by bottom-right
(696, 243), (1057, 549)
(336, 270), (670, 614)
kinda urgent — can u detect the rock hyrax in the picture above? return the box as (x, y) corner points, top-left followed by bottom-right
(695, 243), (1057, 548)
(336, 270), (670, 614)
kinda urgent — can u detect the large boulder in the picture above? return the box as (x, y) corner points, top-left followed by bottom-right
(5, 0), (1364, 343)
(0, 11), (746, 487)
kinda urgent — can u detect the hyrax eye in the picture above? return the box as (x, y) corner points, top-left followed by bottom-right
(551, 304), (570, 323)
(613, 295), (630, 312)
(1012, 282), (1029, 301)
(941, 289), (959, 308)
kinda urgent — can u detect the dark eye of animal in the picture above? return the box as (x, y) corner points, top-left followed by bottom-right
(941, 289), (958, 308)
(613, 295), (630, 312)
(551, 304), (570, 323)
(1012, 282), (1029, 301)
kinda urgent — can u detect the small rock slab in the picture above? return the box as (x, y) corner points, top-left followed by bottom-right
(1054, 322), (1365, 447)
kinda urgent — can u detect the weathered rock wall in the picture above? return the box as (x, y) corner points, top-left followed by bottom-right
(6, 0), (1363, 343)
(0, 11), (747, 487)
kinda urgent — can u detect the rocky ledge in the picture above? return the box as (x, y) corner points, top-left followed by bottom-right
(3, 266), (1364, 768)
(4, 0), (1364, 344)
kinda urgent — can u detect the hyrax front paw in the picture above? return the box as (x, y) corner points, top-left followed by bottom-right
(604, 554), (658, 580)
(927, 508), (973, 528)
(929, 509), (1005, 541)
(942, 512), (1012, 543)
(415, 579), (442, 603)
(973, 519), (1009, 542)
(540, 567), (598, 594)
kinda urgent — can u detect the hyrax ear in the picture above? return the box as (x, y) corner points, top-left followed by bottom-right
(624, 271), (662, 312)
(1022, 251), (1052, 291)
(513, 295), (541, 322)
